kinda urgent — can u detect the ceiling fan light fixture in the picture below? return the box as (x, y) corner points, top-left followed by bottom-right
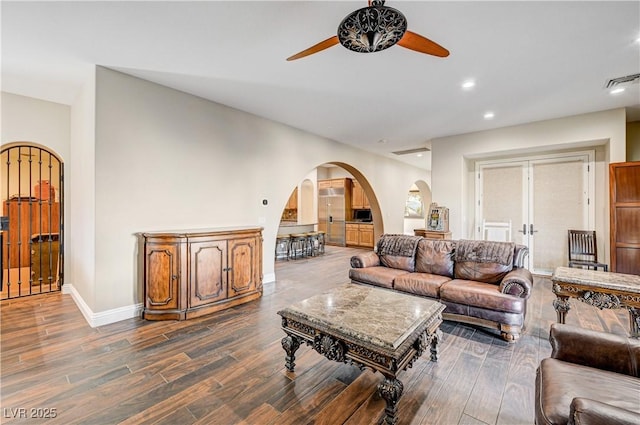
(337, 1), (407, 53)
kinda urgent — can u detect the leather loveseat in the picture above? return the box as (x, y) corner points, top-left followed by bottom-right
(535, 323), (640, 425)
(349, 234), (533, 342)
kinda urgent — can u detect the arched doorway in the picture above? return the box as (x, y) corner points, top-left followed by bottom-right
(404, 180), (431, 235)
(1, 143), (64, 299)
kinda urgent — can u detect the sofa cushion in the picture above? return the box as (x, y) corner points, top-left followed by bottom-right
(377, 234), (421, 272)
(349, 267), (410, 289)
(394, 273), (451, 298)
(454, 240), (515, 284)
(440, 279), (524, 314)
(414, 239), (455, 278)
(536, 358), (640, 425)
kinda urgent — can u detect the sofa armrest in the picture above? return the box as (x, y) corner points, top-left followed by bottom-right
(498, 267), (533, 298)
(569, 398), (640, 425)
(350, 251), (381, 268)
(549, 323), (640, 377)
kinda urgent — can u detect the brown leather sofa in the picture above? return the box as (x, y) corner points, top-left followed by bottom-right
(535, 323), (640, 425)
(349, 235), (533, 342)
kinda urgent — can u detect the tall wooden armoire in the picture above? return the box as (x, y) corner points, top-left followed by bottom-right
(609, 161), (640, 274)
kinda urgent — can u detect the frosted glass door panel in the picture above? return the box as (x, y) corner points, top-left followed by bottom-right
(480, 164), (526, 244)
(530, 159), (587, 274)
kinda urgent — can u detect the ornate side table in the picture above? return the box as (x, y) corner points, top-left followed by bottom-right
(277, 284), (444, 425)
(551, 266), (640, 337)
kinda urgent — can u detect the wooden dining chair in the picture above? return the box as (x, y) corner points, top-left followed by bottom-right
(567, 230), (608, 271)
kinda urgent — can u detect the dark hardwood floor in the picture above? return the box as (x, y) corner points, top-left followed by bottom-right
(0, 246), (630, 425)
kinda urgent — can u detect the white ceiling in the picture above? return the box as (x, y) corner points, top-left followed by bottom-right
(2, 1), (639, 170)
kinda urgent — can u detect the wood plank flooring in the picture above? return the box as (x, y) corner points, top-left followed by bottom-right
(0, 246), (630, 425)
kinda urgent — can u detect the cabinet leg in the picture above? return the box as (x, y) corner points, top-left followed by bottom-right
(629, 307), (640, 338)
(430, 329), (442, 362)
(281, 334), (301, 372)
(553, 296), (571, 324)
(378, 377), (403, 425)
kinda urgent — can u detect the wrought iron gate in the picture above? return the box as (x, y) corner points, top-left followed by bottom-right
(1, 144), (64, 299)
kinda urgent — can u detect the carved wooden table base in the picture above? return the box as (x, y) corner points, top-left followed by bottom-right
(552, 266), (640, 338)
(277, 284), (445, 425)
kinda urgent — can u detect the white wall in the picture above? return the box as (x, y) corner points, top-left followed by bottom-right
(1, 92), (70, 157)
(92, 67), (427, 315)
(68, 71), (97, 320)
(431, 108), (626, 262)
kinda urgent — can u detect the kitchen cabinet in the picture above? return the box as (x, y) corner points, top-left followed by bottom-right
(346, 223), (374, 248)
(319, 178), (350, 189)
(351, 180), (370, 209)
(142, 226), (263, 321)
(286, 188), (298, 209)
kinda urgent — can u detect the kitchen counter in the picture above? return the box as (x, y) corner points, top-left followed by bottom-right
(278, 222), (317, 234)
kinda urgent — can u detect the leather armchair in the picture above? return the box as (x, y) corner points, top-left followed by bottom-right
(535, 323), (640, 425)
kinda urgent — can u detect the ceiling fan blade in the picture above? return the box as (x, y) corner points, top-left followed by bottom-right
(397, 30), (449, 57)
(286, 36), (339, 61)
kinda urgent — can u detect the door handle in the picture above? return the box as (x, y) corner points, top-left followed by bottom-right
(530, 224), (538, 234)
(518, 224), (528, 235)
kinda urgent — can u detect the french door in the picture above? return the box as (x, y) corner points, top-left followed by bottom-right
(476, 151), (594, 275)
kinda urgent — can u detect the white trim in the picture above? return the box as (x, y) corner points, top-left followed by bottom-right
(263, 272), (275, 283)
(63, 283), (143, 328)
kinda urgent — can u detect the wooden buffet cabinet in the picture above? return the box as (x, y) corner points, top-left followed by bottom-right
(413, 229), (452, 240)
(141, 226), (263, 321)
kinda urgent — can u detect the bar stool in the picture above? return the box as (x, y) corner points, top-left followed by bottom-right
(306, 231), (320, 256)
(289, 233), (308, 259)
(275, 234), (291, 261)
(317, 231), (326, 254)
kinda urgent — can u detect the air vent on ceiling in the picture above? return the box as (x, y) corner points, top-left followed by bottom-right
(392, 147), (431, 156)
(605, 73), (640, 89)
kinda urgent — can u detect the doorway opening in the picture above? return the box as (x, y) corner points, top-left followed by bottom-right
(1, 144), (64, 299)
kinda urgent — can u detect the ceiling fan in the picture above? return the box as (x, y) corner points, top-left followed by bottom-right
(286, 0), (450, 61)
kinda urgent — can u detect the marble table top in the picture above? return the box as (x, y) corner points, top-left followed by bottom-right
(278, 284), (444, 351)
(552, 266), (640, 294)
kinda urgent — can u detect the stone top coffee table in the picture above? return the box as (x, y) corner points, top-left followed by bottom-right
(277, 284), (445, 425)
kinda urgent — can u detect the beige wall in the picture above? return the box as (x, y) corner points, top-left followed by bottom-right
(431, 108), (626, 265)
(90, 67), (426, 315)
(628, 121), (640, 161)
(1, 91), (71, 291)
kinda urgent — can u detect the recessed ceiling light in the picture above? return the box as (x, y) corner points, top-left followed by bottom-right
(462, 80), (475, 89)
(484, 112), (495, 119)
(610, 87), (625, 95)
(417, 153), (423, 157)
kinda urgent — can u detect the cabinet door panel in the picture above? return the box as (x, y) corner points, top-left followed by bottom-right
(346, 224), (359, 246)
(228, 237), (257, 297)
(146, 243), (179, 309)
(359, 225), (374, 247)
(189, 240), (227, 307)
